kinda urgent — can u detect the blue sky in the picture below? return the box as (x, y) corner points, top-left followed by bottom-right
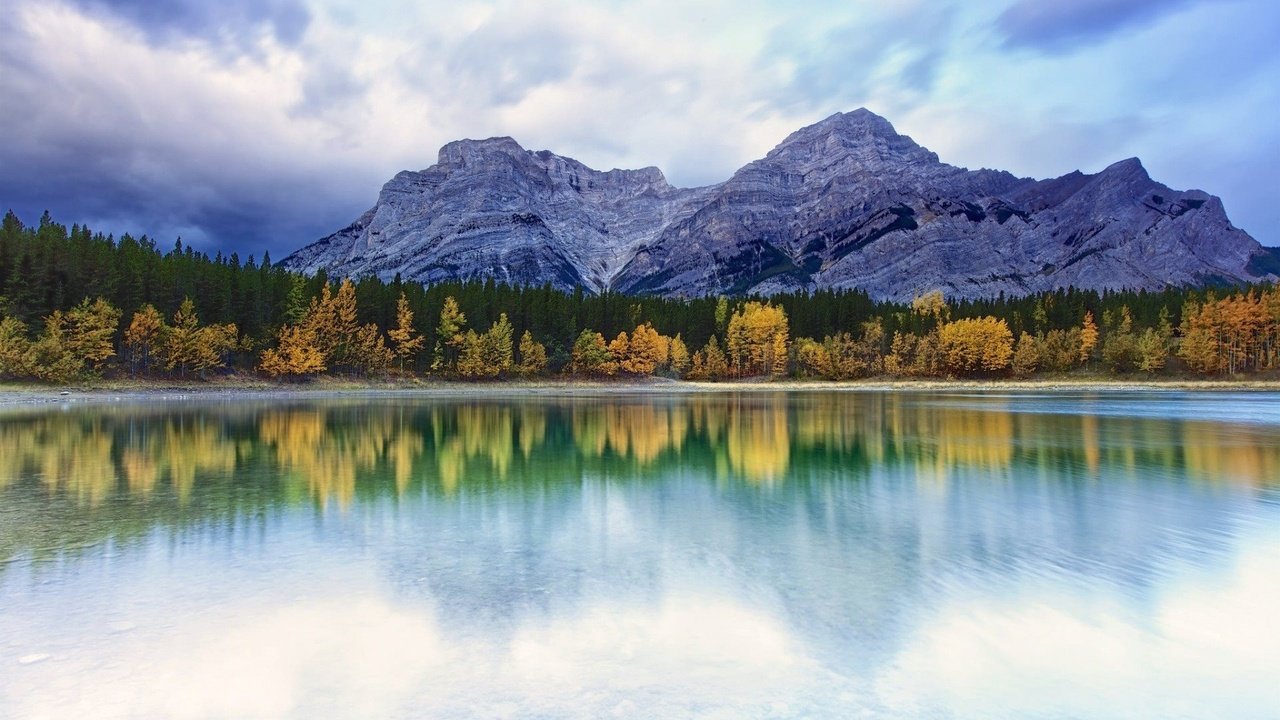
(2, 0), (1277, 259)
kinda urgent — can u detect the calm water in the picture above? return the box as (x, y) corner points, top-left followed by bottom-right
(1, 391), (1278, 719)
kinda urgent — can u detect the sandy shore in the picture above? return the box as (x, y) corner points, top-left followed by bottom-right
(3, 376), (1280, 407)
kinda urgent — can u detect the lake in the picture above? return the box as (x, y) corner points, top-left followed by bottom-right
(1, 391), (1278, 719)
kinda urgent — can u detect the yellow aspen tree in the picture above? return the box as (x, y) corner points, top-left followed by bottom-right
(938, 317), (1014, 375)
(726, 301), (789, 377)
(795, 337), (831, 378)
(687, 349), (707, 380)
(771, 330), (789, 377)
(305, 284), (337, 359)
(1178, 301), (1220, 374)
(911, 291), (950, 327)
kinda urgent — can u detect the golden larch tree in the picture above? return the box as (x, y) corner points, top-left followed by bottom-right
(432, 296), (467, 371)
(388, 292), (424, 374)
(124, 304), (165, 377)
(259, 324), (326, 377)
(516, 330), (548, 376)
(1080, 311), (1099, 364)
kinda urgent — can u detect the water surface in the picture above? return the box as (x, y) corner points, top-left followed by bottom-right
(1, 391), (1278, 718)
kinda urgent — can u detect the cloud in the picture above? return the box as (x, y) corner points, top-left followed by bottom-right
(1, 0), (1277, 257)
(67, 0), (311, 48)
(996, 0), (1205, 52)
(0, 2), (376, 257)
(757, 1), (957, 117)
(445, 14), (581, 107)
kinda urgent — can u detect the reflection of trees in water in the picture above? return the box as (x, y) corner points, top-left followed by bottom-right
(1, 395), (1277, 564)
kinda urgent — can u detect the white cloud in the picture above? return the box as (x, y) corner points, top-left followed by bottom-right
(2, 0), (1277, 253)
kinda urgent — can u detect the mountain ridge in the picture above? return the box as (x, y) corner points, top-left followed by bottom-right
(282, 109), (1275, 301)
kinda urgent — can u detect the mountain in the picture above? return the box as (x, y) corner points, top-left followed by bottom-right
(282, 109), (1276, 301)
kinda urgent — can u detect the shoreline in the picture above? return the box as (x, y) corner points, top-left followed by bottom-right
(3, 376), (1280, 407)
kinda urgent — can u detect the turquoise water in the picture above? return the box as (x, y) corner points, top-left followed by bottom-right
(1, 392), (1278, 718)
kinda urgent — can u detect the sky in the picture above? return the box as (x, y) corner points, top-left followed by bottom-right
(2, 0), (1278, 260)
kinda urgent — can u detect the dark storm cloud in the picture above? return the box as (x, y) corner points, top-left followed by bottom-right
(0, 8), (363, 260)
(997, 0), (1203, 52)
(0, 129), (364, 261)
(68, 0), (311, 48)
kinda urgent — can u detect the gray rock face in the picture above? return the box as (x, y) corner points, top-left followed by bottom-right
(282, 136), (715, 292)
(284, 109), (1275, 301)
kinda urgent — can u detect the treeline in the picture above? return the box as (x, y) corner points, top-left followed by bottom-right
(1, 210), (1278, 383)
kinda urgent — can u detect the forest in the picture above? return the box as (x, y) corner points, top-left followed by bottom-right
(1, 210), (1278, 383)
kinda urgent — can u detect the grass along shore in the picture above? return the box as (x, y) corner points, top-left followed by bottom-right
(3, 374), (1280, 406)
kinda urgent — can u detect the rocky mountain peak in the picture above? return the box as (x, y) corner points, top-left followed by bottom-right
(765, 108), (939, 170)
(1099, 157), (1151, 182)
(436, 136), (528, 167)
(284, 110), (1273, 301)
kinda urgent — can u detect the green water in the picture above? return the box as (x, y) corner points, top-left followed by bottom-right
(1, 391), (1278, 718)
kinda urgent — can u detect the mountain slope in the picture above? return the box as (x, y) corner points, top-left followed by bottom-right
(283, 109), (1275, 300)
